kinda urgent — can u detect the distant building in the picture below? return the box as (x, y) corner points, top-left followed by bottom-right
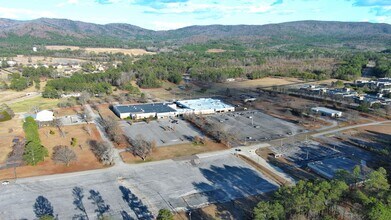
(35, 110), (54, 122)
(311, 107), (342, 118)
(6, 60), (17, 67)
(113, 98), (235, 119)
(33, 47), (37, 52)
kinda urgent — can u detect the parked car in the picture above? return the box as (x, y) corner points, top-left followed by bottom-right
(2, 181), (10, 185)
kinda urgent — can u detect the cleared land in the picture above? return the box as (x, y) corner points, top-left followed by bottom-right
(206, 49), (226, 53)
(207, 110), (302, 144)
(0, 116), (24, 163)
(12, 55), (87, 65)
(45, 46), (155, 56)
(0, 124), (104, 180)
(121, 141), (227, 163)
(0, 153), (278, 219)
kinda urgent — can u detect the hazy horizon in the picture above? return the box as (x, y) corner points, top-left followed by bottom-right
(0, 0), (390, 30)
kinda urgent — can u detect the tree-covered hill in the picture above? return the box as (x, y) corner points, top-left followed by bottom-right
(0, 18), (390, 49)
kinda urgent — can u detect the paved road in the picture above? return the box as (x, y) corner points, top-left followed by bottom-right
(4, 92), (42, 104)
(312, 120), (391, 137)
(85, 104), (125, 167)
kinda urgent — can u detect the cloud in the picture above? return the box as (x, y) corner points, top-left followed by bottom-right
(370, 6), (391, 16)
(352, 0), (391, 7)
(95, 0), (122, 4)
(152, 21), (190, 30)
(0, 7), (56, 19)
(142, 0), (274, 15)
(135, 0), (190, 9)
(271, 0), (283, 6)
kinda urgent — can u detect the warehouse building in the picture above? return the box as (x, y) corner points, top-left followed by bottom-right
(311, 107), (342, 118)
(113, 98), (235, 119)
(175, 98), (235, 115)
(112, 103), (177, 119)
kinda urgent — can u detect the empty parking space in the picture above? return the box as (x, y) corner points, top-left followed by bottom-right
(0, 154), (278, 219)
(270, 140), (342, 167)
(207, 111), (303, 144)
(120, 119), (204, 147)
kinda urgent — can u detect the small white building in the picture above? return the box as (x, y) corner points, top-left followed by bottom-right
(35, 110), (54, 122)
(311, 107), (342, 118)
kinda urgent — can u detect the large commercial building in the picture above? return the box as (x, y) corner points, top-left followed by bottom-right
(112, 98), (235, 119)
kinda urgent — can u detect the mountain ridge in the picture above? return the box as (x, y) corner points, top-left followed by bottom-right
(0, 18), (390, 48)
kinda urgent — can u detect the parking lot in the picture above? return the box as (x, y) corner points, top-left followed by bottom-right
(0, 153), (278, 219)
(207, 110), (303, 144)
(270, 140), (342, 167)
(120, 119), (204, 147)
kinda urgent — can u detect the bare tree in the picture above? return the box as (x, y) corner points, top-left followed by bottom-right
(30, 105), (40, 114)
(78, 91), (91, 105)
(83, 107), (94, 123)
(52, 145), (77, 166)
(101, 117), (123, 144)
(89, 141), (114, 165)
(385, 105), (391, 116)
(83, 125), (92, 136)
(53, 119), (66, 137)
(128, 135), (153, 161)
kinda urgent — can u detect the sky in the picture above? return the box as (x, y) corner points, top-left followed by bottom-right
(0, 0), (390, 30)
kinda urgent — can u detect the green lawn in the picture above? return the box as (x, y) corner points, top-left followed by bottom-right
(9, 96), (60, 113)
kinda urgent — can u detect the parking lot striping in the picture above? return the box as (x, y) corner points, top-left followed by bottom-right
(120, 118), (205, 147)
(206, 110), (303, 144)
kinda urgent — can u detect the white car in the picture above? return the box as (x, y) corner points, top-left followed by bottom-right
(2, 181), (10, 185)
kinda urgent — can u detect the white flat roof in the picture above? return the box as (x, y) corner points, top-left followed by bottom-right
(176, 98), (234, 111)
(311, 107), (342, 114)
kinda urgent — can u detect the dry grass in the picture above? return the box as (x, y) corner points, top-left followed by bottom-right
(45, 46), (155, 56)
(0, 117), (24, 163)
(121, 140), (227, 163)
(206, 49), (226, 53)
(12, 55), (87, 65)
(0, 124), (105, 180)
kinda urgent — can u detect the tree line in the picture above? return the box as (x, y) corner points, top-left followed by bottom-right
(254, 167), (391, 220)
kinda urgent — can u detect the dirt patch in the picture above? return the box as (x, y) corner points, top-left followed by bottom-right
(13, 55), (87, 65)
(206, 49), (226, 53)
(0, 117), (24, 163)
(121, 140), (227, 163)
(0, 124), (105, 180)
(54, 106), (82, 117)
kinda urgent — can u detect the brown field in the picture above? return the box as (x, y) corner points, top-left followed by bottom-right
(12, 55), (87, 65)
(206, 49), (226, 53)
(0, 116), (24, 163)
(54, 106), (83, 117)
(45, 46), (155, 56)
(121, 140), (227, 163)
(343, 123), (391, 136)
(95, 104), (119, 120)
(0, 124), (105, 180)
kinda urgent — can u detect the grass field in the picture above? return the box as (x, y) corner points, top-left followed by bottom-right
(0, 124), (105, 180)
(9, 96), (60, 113)
(121, 140), (227, 163)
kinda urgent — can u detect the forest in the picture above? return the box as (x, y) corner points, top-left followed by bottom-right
(254, 167), (391, 220)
